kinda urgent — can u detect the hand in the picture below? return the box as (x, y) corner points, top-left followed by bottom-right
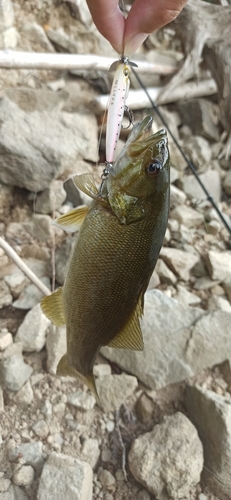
(86, 0), (188, 55)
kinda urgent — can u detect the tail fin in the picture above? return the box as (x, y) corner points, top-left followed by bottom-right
(57, 354), (99, 403)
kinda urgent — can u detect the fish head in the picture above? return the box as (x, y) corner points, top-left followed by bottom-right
(105, 116), (170, 224)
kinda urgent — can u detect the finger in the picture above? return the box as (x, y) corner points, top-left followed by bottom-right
(124, 0), (188, 54)
(86, 0), (125, 53)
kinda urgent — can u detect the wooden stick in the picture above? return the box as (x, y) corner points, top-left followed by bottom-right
(93, 78), (217, 112)
(0, 50), (176, 75)
(0, 237), (51, 296)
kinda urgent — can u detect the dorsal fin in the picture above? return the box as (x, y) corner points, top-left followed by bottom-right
(107, 295), (144, 351)
(73, 173), (99, 200)
(40, 287), (66, 326)
(53, 205), (89, 232)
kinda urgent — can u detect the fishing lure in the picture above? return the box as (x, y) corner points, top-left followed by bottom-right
(105, 55), (137, 165)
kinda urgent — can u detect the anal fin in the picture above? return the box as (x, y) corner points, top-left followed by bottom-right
(53, 205), (89, 233)
(40, 287), (65, 326)
(107, 295), (144, 351)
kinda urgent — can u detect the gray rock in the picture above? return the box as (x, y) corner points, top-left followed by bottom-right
(0, 98), (98, 191)
(4, 273), (27, 298)
(0, 26), (18, 48)
(223, 170), (231, 196)
(182, 169), (221, 203)
(208, 295), (231, 313)
(0, 182), (13, 221)
(35, 180), (66, 214)
(93, 364), (111, 377)
(0, 355), (33, 391)
(0, 386), (4, 411)
(205, 250), (231, 282)
(32, 420), (49, 440)
(128, 412), (203, 499)
(1, 484), (29, 500)
(0, 331), (13, 351)
(155, 259), (177, 285)
(15, 304), (50, 352)
(23, 214), (53, 242)
(13, 278), (50, 309)
(175, 284), (201, 306)
(0, 0), (14, 32)
(0, 341), (23, 360)
(14, 381), (33, 406)
(184, 135), (212, 172)
(178, 99), (219, 141)
(13, 466), (34, 487)
(37, 452), (93, 500)
(67, 390), (96, 411)
(21, 23), (54, 52)
(0, 280), (12, 308)
(185, 309), (231, 372)
(186, 385), (231, 498)
(46, 325), (66, 375)
(4, 87), (67, 113)
(171, 205), (204, 228)
(102, 290), (203, 390)
(81, 438), (100, 470)
(8, 442), (44, 471)
(160, 247), (199, 281)
(99, 469), (115, 488)
(96, 374), (138, 412)
(46, 27), (98, 55)
(170, 184), (187, 208)
(55, 237), (75, 285)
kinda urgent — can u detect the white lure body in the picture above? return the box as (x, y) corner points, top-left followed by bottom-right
(106, 61), (130, 164)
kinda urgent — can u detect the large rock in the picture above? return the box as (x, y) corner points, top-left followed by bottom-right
(128, 412), (203, 499)
(186, 385), (231, 498)
(182, 169), (221, 203)
(0, 355), (33, 391)
(160, 247), (199, 281)
(0, 98), (98, 191)
(37, 452), (93, 500)
(102, 290), (231, 390)
(101, 290), (203, 389)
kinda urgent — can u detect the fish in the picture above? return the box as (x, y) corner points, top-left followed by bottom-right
(41, 116), (170, 400)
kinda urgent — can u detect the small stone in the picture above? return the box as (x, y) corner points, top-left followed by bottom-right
(14, 381), (34, 406)
(93, 364), (111, 377)
(4, 273), (27, 298)
(0, 0), (14, 31)
(223, 170), (231, 196)
(96, 374), (138, 413)
(99, 469), (115, 489)
(160, 248), (199, 281)
(21, 22), (54, 52)
(205, 250), (231, 283)
(13, 465), (34, 487)
(46, 325), (66, 375)
(136, 393), (154, 423)
(35, 180), (66, 214)
(137, 490), (151, 500)
(184, 135), (212, 171)
(155, 259), (177, 285)
(15, 304), (50, 352)
(0, 386), (4, 411)
(198, 494), (208, 500)
(171, 205), (204, 228)
(0, 355), (33, 391)
(0, 331), (13, 351)
(67, 389), (96, 411)
(0, 478), (11, 493)
(23, 214), (53, 242)
(106, 421), (115, 433)
(175, 284), (201, 306)
(13, 278), (51, 309)
(37, 452), (93, 500)
(208, 295), (231, 313)
(147, 269), (160, 289)
(8, 441), (43, 470)
(53, 402), (65, 419)
(81, 438), (100, 469)
(170, 184), (187, 208)
(0, 279), (12, 308)
(41, 400), (52, 417)
(32, 420), (49, 440)
(101, 449), (111, 463)
(128, 412), (203, 499)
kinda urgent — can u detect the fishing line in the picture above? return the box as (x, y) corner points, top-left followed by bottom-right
(131, 67), (231, 236)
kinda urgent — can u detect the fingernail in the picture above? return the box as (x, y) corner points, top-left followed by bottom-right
(124, 33), (148, 56)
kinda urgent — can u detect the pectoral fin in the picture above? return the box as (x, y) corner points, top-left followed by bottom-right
(73, 173), (99, 200)
(57, 354), (99, 402)
(107, 296), (144, 351)
(40, 287), (66, 326)
(53, 205), (89, 232)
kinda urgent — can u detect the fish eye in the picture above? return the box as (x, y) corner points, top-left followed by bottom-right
(147, 160), (162, 176)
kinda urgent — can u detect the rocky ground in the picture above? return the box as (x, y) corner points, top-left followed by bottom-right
(0, 1), (231, 499)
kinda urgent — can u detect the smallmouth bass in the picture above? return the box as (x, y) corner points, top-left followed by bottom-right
(41, 116), (170, 399)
